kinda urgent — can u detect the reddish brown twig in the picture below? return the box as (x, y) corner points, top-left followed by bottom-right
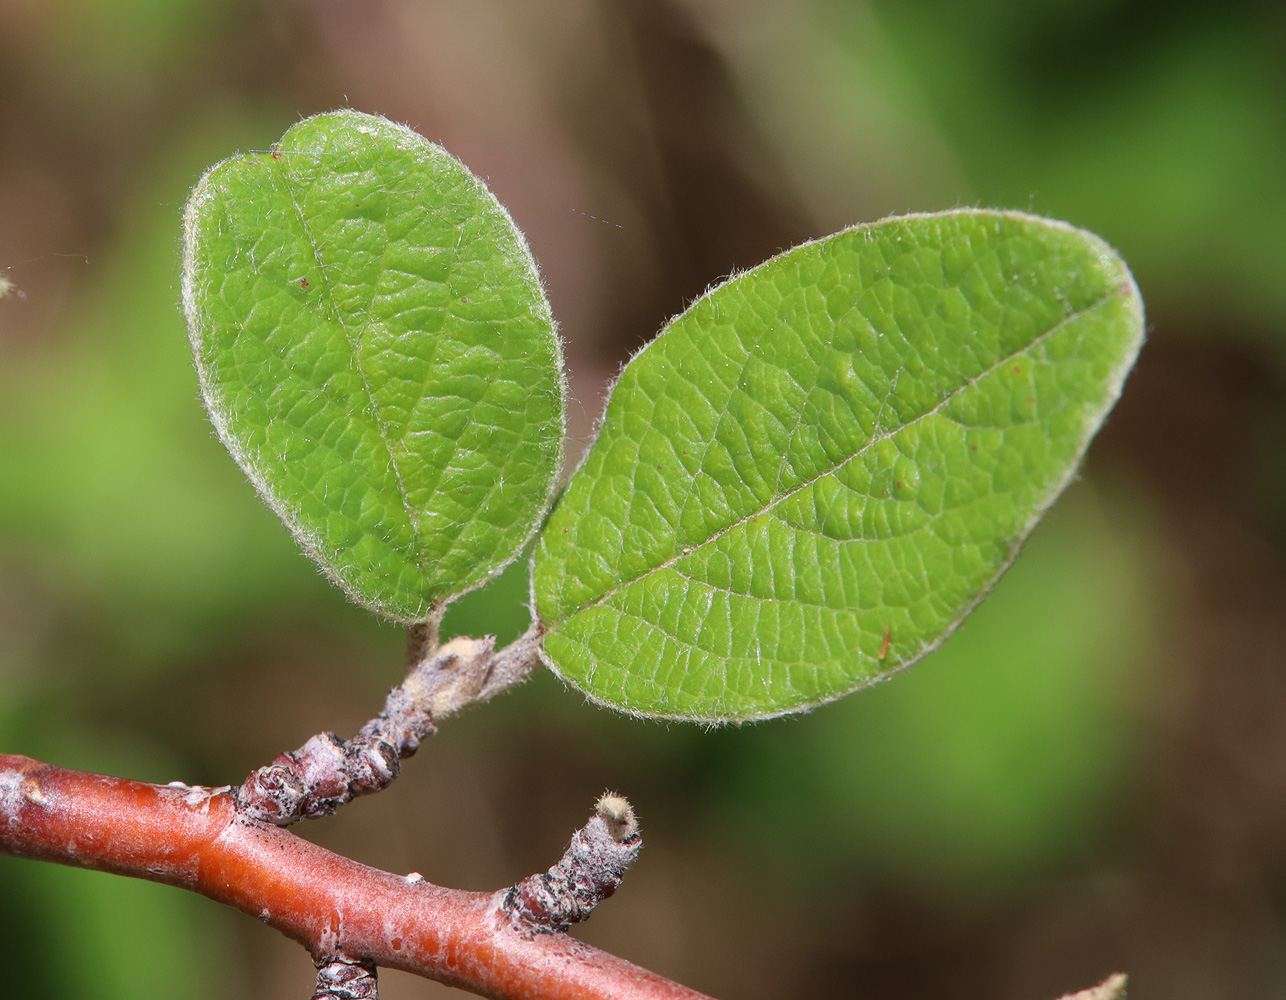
(0, 754), (712, 1000)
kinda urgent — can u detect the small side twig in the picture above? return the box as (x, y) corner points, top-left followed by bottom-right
(313, 958), (378, 1000)
(503, 792), (642, 933)
(1056, 973), (1128, 1000)
(237, 626), (544, 825)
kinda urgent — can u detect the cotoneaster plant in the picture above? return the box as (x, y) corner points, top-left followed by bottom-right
(0, 110), (1142, 1000)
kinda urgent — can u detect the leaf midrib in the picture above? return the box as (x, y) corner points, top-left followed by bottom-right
(546, 284), (1125, 627)
(272, 158), (430, 579)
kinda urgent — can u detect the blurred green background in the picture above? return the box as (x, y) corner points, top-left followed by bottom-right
(1, 1), (1284, 998)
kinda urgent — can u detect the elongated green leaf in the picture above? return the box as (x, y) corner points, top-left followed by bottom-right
(533, 210), (1143, 721)
(182, 111), (564, 622)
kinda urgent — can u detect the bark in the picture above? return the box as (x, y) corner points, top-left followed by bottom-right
(503, 793), (641, 933)
(237, 633), (535, 825)
(0, 754), (712, 1000)
(313, 959), (379, 999)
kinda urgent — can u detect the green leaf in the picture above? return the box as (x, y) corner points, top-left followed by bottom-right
(533, 210), (1143, 721)
(182, 111), (564, 622)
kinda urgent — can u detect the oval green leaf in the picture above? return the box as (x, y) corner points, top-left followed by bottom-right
(182, 111), (564, 622)
(533, 210), (1143, 721)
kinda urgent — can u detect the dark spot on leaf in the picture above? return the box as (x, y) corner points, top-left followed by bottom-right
(879, 626), (891, 660)
(271, 149), (282, 161)
(299, 277), (310, 289)
(461, 296), (469, 303)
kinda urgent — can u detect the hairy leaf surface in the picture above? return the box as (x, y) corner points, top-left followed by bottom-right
(534, 210), (1142, 721)
(183, 111), (563, 621)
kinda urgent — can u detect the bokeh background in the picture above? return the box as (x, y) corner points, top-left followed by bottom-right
(2, 1), (1285, 997)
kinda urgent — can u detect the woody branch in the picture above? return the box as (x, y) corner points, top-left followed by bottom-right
(0, 624), (1127, 1000)
(0, 752), (705, 1000)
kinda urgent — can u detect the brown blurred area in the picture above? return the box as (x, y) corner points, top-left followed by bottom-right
(3, 1), (1286, 999)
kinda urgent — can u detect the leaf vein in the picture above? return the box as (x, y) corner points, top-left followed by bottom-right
(554, 285), (1124, 624)
(272, 160), (430, 582)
